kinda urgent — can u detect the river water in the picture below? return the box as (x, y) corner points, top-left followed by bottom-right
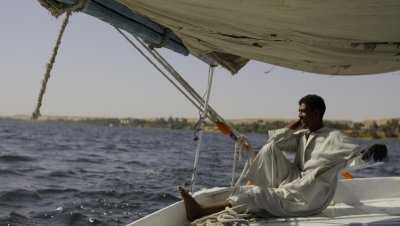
(0, 119), (399, 226)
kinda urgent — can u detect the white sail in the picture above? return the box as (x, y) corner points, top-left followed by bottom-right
(117, 0), (400, 75)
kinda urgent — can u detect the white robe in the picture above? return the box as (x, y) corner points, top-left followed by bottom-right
(229, 127), (361, 216)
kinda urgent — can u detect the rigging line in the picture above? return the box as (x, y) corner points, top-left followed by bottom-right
(231, 137), (240, 187)
(134, 38), (206, 107)
(135, 37), (240, 137)
(193, 67), (214, 140)
(132, 32), (256, 187)
(190, 66), (215, 193)
(119, 26), (240, 143)
(114, 27), (203, 113)
(123, 28), (252, 175)
(193, 70), (213, 141)
(231, 136), (253, 188)
(192, 117), (202, 141)
(119, 28), (256, 191)
(32, 12), (71, 120)
(136, 36), (233, 134)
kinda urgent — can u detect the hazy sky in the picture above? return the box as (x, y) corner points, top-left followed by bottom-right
(1, 1), (399, 121)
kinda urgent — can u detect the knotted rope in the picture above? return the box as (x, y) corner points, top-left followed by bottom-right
(37, 0), (91, 18)
(148, 27), (171, 49)
(32, 0), (91, 119)
(190, 205), (250, 226)
(31, 12), (71, 120)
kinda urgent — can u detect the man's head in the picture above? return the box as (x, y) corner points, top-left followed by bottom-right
(298, 95), (326, 129)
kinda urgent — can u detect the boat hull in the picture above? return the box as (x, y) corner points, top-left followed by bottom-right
(127, 177), (400, 226)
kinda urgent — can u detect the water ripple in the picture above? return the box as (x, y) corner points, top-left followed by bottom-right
(0, 154), (34, 162)
(0, 189), (42, 202)
(0, 119), (398, 226)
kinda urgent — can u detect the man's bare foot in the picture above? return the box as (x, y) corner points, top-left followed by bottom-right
(177, 186), (203, 221)
(246, 179), (254, 186)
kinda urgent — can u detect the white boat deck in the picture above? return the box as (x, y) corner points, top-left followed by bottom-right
(249, 177), (400, 225)
(251, 198), (400, 225)
(127, 177), (400, 226)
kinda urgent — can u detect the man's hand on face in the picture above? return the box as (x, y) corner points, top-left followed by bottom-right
(286, 119), (302, 130)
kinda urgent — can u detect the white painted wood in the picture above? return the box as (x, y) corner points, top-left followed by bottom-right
(127, 177), (400, 226)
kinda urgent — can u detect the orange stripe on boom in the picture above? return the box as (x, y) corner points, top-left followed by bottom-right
(217, 122), (232, 136)
(342, 171), (354, 179)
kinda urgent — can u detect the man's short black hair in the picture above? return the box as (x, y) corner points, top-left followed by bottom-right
(299, 94), (326, 120)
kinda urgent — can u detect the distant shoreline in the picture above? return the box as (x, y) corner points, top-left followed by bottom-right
(1, 115), (399, 139)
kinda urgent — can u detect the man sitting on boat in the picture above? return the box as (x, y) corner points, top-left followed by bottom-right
(178, 94), (387, 221)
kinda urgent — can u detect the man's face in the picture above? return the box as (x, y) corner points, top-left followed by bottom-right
(298, 103), (319, 128)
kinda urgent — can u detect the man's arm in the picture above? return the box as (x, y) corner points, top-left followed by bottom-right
(265, 119), (301, 154)
(285, 119), (302, 130)
(343, 144), (388, 172)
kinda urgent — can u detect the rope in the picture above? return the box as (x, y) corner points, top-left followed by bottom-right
(230, 136), (255, 195)
(132, 34), (245, 148)
(190, 66), (215, 193)
(135, 37), (209, 110)
(231, 136), (246, 187)
(32, 0), (91, 119)
(148, 28), (171, 49)
(114, 28), (257, 193)
(115, 28), (242, 145)
(231, 139), (239, 187)
(133, 35), (248, 147)
(31, 12), (71, 120)
(37, 0), (91, 18)
(190, 205), (250, 226)
(114, 28), (203, 113)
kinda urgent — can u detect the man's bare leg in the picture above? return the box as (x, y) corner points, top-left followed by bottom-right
(177, 186), (232, 221)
